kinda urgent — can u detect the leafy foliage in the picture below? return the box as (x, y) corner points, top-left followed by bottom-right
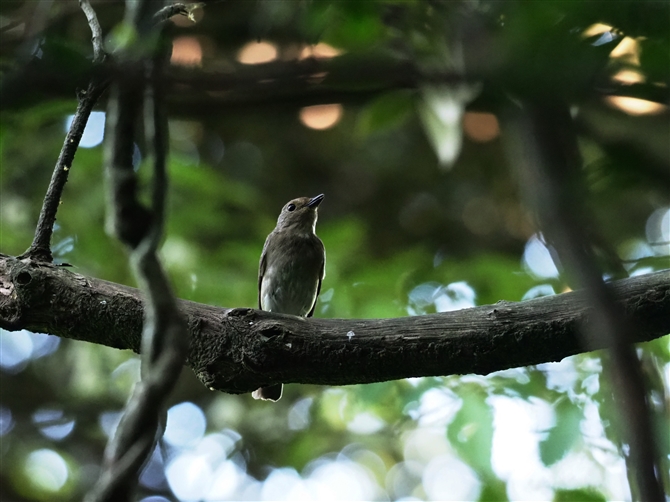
(0, 0), (668, 500)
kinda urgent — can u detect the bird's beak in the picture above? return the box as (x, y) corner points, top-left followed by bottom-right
(307, 194), (325, 208)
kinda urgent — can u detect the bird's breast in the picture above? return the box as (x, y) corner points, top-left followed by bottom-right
(260, 236), (323, 316)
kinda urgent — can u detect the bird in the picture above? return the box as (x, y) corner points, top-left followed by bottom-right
(252, 194), (326, 401)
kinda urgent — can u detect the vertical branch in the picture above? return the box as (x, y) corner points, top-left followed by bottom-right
(21, 0), (109, 263)
(20, 80), (107, 263)
(504, 99), (665, 502)
(85, 1), (188, 501)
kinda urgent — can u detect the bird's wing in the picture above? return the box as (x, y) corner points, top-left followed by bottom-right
(307, 244), (325, 318)
(258, 242), (268, 310)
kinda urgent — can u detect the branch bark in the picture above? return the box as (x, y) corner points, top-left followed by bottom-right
(1, 254), (668, 395)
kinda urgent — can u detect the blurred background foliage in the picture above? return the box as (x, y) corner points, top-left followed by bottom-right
(1, 0), (669, 500)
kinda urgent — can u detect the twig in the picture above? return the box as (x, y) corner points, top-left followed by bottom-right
(0, 18), (24, 34)
(504, 100), (665, 501)
(152, 2), (200, 24)
(19, 79), (107, 263)
(79, 0), (105, 63)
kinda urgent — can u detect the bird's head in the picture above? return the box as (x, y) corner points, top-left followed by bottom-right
(275, 194), (324, 233)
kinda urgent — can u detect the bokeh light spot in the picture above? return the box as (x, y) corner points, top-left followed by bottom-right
(171, 36), (202, 66)
(645, 206), (670, 256)
(422, 454), (481, 501)
(582, 23), (614, 38)
(522, 284), (556, 301)
(463, 112), (500, 142)
(25, 449), (69, 492)
(522, 234), (559, 279)
(166, 453), (211, 500)
(65, 111), (105, 148)
(164, 401), (207, 447)
(99, 410), (123, 438)
(32, 408), (75, 441)
(237, 41), (278, 64)
(347, 412), (385, 434)
(612, 69), (645, 85)
(288, 397), (313, 430)
(0, 328), (33, 372)
(299, 104), (343, 130)
(604, 96), (667, 116)
(609, 36), (640, 64)
(434, 282), (476, 312)
(0, 406), (14, 436)
(300, 42), (342, 59)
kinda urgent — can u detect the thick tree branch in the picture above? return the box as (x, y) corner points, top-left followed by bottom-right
(3, 50), (668, 117)
(1, 254), (668, 394)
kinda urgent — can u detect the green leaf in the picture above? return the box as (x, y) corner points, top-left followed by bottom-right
(539, 398), (583, 466)
(553, 488), (607, 502)
(478, 478), (509, 502)
(356, 90), (414, 138)
(447, 384), (494, 476)
(105, 22), (139, 54)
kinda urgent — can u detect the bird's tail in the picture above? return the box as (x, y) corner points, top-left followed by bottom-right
(252, 384), (283, 401)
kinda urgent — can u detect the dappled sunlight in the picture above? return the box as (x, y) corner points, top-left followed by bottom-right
(490, 396), (554, 499)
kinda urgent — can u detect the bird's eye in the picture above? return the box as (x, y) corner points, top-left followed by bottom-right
(287, 204), (296, 212)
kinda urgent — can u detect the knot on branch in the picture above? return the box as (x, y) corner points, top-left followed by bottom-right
(16, 271), (32, 285)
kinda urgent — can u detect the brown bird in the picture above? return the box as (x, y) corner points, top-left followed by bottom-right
(252, 194), (326, 401)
